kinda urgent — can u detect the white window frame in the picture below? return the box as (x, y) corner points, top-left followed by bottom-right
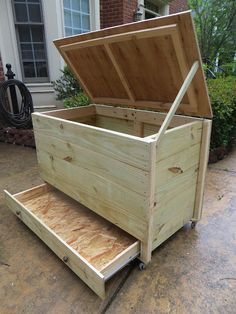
(62, 0), (100, 37)
(138, 0), (169, 20)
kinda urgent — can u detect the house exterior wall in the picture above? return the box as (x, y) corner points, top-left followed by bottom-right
(169, 0), (188, 14)
(0, 0), (100, 111)
(100, 0), (137, 28)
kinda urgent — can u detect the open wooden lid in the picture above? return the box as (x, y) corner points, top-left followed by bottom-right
(54, 11), (212, 118)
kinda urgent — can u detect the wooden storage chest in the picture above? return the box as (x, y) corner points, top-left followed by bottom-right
(5, 11), (212, 298)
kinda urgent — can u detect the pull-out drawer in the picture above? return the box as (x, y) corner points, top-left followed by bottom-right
(4, 184), (140, 299)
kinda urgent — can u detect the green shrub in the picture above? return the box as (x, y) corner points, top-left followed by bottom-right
(207, 76), (236, 150)
(220, 61), (236, 76)
(63, 92), (90, 108)
(52, 65), (90, 108)
(52, 66), (82, 100)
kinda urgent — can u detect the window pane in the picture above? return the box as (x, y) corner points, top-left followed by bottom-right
(14, 3), (28, 22)
(28, 4), (41, 22)
(18, 25), (31, 42)
(34, 43), (45, 59)
(65, 27), (73, 36)
(72, 12), (81, 28)
(21, 43), (33, 60)
(81, 0), (89, 13)
(73, 29), (81, 35)
(72, 0), (80, 11)
(23, 62), (35, 77)
(82, 14), (89, 30)
(31, 25), (44, 42)
(36, 61), (48, 77)
(29, 0), (40, 2)
(63, 0), (71, 9)
(64, 9), (72, 27)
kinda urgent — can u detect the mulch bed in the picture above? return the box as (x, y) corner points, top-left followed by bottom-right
(0, 127), (35, 148)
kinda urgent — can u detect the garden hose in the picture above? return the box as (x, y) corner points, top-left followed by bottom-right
(0, 79), (34, 128)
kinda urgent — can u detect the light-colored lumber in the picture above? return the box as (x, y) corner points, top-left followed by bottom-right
(42, 105), (96, 119)
(61, 24), (177, 51)
(4, 189), (106, 299)
(133, 121), (144, 137)
(192, 119), (212, 221)
(54, 11), (212, 117)
(95, 104), (200, 125)
(37, 155), (148, 241)
(155, 61), (199, 143)
(171, 27), (198, 112)
(104, 43), (135, 102)
(140, 140), (156, 264)
(32, 113), (150, 169)
(156, 121), (203, 162)
(34, 132), (149, 196)
(101, 241), (140, 279)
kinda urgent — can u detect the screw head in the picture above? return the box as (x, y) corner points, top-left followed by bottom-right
(63, 256), (68, 263)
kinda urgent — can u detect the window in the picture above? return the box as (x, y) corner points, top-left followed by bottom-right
(63, 0), (90, 36)
(12, 0), (49, 83)
(144, 0), (160, 19)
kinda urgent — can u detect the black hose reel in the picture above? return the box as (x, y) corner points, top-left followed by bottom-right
(0, 65), (34, 128)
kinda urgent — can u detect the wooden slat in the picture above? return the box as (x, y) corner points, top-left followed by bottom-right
(60, 50), (94, 100)
(34, 132), (149, 196)
(61, 24), (177, 51)
(32, 113), (150, 170)
(156, 121), (203, 162)
(171, 28), (198, 112)
(100, 241), (140, 279)
(4, 189), (106, 299)
(104, 43), (135, 102)
(140, 140), (156, 264)
(95, 104), (201, 126)
(193, 119), (212, 221)
(155, 61), (199, 143)
(42, 105), (96, 119)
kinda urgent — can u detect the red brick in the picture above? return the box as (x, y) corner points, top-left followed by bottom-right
(169, 0), (188, 14)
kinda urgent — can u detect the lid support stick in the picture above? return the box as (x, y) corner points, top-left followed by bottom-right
(155, 60), (199, 143)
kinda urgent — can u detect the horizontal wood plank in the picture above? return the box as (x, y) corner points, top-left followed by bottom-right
(32, 114), (150, 171)
(34, 133), (149, 196)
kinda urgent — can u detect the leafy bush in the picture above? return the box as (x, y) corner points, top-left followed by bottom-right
(52, 66), (82, 100)
(208, 76), (236, 150)
(63, 92), (90, 108)
(220, 62), (236, 76)
(52, 66), (90, 107)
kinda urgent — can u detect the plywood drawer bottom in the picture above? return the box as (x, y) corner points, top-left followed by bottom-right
(4, 183), (140, 299)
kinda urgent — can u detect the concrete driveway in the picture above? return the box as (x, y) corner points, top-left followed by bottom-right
(0, 143), (235, 314)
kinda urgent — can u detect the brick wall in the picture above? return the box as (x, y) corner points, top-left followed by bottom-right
(0, 55), (4, 82)
(100, 0), (188, 29)
(100, 0), (137, 29)
(169, 0), (188, 14)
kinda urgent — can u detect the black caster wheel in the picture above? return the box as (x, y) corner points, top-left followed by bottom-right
(191, 221), (197, 229)
(138, 262), (146, 271)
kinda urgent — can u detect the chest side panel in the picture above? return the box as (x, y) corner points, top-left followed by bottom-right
(153, 121), (203, 249)
(33, 114), (151, 242)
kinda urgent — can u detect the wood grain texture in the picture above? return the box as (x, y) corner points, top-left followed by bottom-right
(54, 11), (212, 118)
(193, 119), (212, 221)
(4, 185), (141, 298)
(22, 189), (138, 271)
(152, 122), (202, 251)
(4, 188), (106, 298)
